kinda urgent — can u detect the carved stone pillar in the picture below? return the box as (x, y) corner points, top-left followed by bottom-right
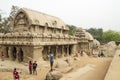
(61, 46), (64, 57)
(71, 44), (77, 56)
(2, 46), (6, 57)
(33, 46), (44, 61)
(67, 45), (69, 56)
(59, 46), (62, 58)
(57, 46), (60, 58)
(16, 47), (19, 62)
(8, 47), (13, 60)
(55, 46), (58, 58)
(48, 46), (51, 53)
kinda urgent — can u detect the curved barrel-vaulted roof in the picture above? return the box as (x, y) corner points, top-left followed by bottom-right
(14, 8), (69, 30)
(93, 39), (100, 47)
(84, 32), (94, 41)
(75, 28), (94, 41)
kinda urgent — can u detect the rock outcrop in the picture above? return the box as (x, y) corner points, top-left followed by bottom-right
(46, 70), (62, 80)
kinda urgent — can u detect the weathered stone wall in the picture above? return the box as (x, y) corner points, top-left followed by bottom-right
(32, 46), (43, 61)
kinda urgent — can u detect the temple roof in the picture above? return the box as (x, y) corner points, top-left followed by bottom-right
(84, 32), (94, 41)
(75, 28), (94, 41)
(93, 39), (100, 47)
(14, 8), (69, 30)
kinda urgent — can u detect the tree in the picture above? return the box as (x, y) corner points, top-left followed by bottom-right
(0, 5), (20, 33)
(0, 10), (5, 33)
(67, 25), (77, 35)
(9, 5), (20, 21)
(102, 30), (120, 43)
(0, 14), (2, 27)
(86, 28), (103, 42)
(0, 14), (1, 22)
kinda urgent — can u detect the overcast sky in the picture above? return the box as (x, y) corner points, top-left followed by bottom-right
(0, 0), (120, 31)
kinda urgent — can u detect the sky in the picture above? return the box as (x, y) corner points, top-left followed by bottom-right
(0, 0), (120, 31)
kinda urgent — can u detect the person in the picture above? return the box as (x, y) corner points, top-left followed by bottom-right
(15, 72), (19, 80)
(98, 53), (101, 57)
(98, 51), (101, 57)
(29, 61), (32, 74)
(101, 51), (105, 57)
(80, 51), (83, 56)
(49, 52), (54, 71)
(33, 61), (37, 75)
(1, 51), (4, 61)
(65, 58), (70, 66)
(13, 68), (17, 80)
(77, 50), (80, 57)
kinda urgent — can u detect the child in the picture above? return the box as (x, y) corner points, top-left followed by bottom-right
(13, 68), (17, 80)
(15, 72), (19, 80)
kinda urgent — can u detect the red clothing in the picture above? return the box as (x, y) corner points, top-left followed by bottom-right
(15, 74), (19, 79)
(13, 70), (17, 76)
(29, 62), (32, 69)
(1, 52), (4, 57)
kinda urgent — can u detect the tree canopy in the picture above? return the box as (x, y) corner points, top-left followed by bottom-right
(86, 28), (120, 43)
(0, 5), (19, 33)
(102, 30), (120, 43)
(67, 25), (77, 36)
(86, 28), (103, 42)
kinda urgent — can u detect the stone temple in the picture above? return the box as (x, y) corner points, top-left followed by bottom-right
(0, 8), (99, 62)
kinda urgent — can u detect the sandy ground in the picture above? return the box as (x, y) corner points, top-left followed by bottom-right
(60, 57), (112, 80)
(0, 57), (112, 80)
(104, 49), (120, 80)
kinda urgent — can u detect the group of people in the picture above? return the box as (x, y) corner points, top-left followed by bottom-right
(12, 61), (37, 80)
(28, 52), (54, 74)
(29, 61), (38, 75)
(11, 52), (54, 80)
(13, 68), (20, 80)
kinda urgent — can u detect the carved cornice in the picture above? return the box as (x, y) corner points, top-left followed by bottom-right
(0, 32), (77, 46)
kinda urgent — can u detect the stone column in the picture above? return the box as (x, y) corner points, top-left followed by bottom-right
(2, 46), (6, 57)
(71, 44), (77, 56)
(55, 46), (58, 58)
(8, 47), (13, 60)
(61, 46), (64, 57)
(58, 46), (61, 58)
(48, 46), (51, 53)
(67, 45), (69, 56)
(16, 47), (19, 62)
(33, 46), (44, 61)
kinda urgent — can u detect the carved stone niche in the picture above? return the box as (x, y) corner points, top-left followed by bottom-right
(14, 12), (29, 32)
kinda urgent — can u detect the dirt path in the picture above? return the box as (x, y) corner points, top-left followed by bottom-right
(0, 57), (112, 80)
(60, 57), (112, 80)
